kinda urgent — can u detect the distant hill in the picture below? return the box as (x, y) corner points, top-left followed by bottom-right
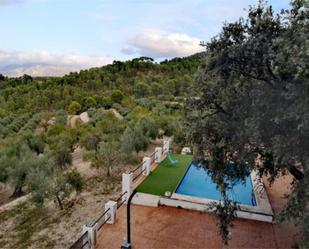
(0, 53), (204, 115)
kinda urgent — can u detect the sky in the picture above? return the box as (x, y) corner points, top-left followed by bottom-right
(0, 0), (290, 77)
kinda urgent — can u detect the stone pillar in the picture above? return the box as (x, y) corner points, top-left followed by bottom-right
(122, 172), (133, 203)
(142, 157), (151, 176)
(163, 138), (170, 155)
(83, 221), (96, 249)
(155, 147), (162, 163)
(104, 200), (117, 224)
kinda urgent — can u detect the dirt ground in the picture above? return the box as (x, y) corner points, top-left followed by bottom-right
(0, 184), (13, 206)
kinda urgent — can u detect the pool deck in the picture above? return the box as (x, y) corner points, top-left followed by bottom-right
(96, 174), (300, 248)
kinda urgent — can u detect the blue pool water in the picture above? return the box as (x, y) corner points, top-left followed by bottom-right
(175, 162), (256, 206)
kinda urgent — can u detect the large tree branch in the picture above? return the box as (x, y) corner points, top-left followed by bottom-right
(287, 163), (304, 181)
(213, 102), (232, 117)
(251, 147), (304, 181)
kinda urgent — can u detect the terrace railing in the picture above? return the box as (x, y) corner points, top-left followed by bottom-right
(94, 208), (111, 231)
(150, 151), (156, 164)
(162, 139), (170, 155)
(131, 161), (146, 181)
(69, 231), (90, 249)
(115, 191), (127, 209)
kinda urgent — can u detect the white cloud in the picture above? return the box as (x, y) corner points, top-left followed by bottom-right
(120, 46), (136, 55)
(0, 0), (47, 5)
(0, 49), (112, 77)
(122, 29), (204, 59)
(0, 0), (22, 5)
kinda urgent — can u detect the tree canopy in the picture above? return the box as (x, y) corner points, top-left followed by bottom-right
(186, 0), (309, 246)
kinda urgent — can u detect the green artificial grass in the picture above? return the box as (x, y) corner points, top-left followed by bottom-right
(136, 154), (193, 196)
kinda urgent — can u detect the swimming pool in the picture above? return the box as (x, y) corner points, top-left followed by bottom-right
(175, 161), (256, 206)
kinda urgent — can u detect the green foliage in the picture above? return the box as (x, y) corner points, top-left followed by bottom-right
(128, 105), (150, 122)
(28, 166), (83, 209)
(0, 113), (32, 138)
(0, 25), (200, 229)
(155, 116), (179, 137)
(19, 113), (42, 133)
(46, 124), (65, 138)
(80, 132), (101, 151)
(120, 115), (158, 156)
(110, 90), (124, 103)
(112, 103), (130, 116)
(150, 82), (163, 96)
(0, 54), (199, 115)
(52, 146), (72, 169)
(68, 101), (81, 114)
(0, 140), (51, 197)
(96, 111), (126, 134)
(134, 82), (150, 98)
(27, 165), (53, 206)
(82, 96), (97, 110)
(97, 96), (113, 108)
(54, 110), (68, 126)
(86, 140), (123, 176)
(137, 117), (158, 140)
(63, 169), (83, 193)
(213, 195), (238, 245)
(27, 134), (45, 154)
(187, 0), (309, 244)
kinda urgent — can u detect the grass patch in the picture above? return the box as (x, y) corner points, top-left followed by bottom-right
(136, 154), (193, 196)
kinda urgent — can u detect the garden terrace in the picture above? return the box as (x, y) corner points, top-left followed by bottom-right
(96, 174), (299, 248)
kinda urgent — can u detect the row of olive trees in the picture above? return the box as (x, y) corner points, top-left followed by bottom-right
(0, 98), (184, 208)
(81, 107), (184, 176)
(0, 127), (83, 210)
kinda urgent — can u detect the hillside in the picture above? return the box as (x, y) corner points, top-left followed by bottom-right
(0, 53), (202, 248)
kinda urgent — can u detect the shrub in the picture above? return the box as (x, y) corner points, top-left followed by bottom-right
(68, 101), (81, 114)
(64, 169), (83, 193)
(110, 90), (124, 103)
(82, 96), (97, 110)
(54, 110), (68, 125)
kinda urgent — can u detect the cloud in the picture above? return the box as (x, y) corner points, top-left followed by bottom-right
(0, 0), (27, 5)
(120, 46), (136, 55)
(0, 0), (46, 5)
(0, 49), (112, 77)
(122, 29), (204, 59)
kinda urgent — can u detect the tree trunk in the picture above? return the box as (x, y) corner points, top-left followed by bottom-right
(107, 167), (111, 177)
(11, 185), (24, 198)
(10, 173), (26, 198)
(56, 194), (64, 210)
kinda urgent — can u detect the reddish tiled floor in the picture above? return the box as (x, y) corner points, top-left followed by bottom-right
(96, 175), (299, 249)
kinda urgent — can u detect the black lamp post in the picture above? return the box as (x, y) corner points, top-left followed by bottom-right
(121, 189), (137, 249)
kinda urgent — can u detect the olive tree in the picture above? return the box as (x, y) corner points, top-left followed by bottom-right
(87, 140), (123, 177)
